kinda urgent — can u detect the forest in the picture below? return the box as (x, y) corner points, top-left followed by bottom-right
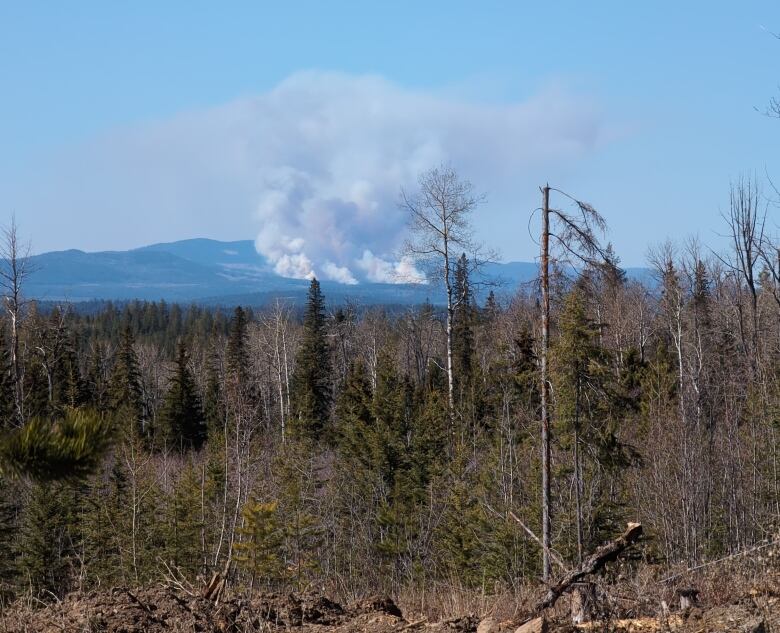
(0, 171), (779, 628)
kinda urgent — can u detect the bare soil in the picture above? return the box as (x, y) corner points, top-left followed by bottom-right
(0, 584), (778, 632)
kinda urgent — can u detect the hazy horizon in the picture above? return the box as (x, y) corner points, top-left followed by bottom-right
(3, 2), (780, 276)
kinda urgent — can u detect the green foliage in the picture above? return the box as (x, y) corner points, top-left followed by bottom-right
(234, 500), (284, 587)
(16, 482), (75, 597)
(160, 461), (204, 578)
(203, 334), (225, 438)
(453, 253), (476, 388)
(0, 409), (113, 482)
(290, 278), (331, 441)
(275, 442), (324, 590)
(0, 475), (20, 598)
(0, 329), (16, 428)
(158, 341), (206, 451)
(108, 325), (144, 433)
(226, 306), (249, 383)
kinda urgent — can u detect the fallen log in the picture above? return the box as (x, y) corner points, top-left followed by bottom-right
(536, 522), (642, 611)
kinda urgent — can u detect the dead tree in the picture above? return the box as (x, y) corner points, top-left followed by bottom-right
(717, 178), (765, 364)
(0, 218), (34, 425)
(536, 185), (615, 580)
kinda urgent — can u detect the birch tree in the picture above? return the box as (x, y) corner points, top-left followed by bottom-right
(402, 165), (492, 411)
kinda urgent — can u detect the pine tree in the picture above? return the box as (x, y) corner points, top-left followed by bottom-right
(290, 278), (331, 442)
(234, 500), (284, 589)
(158, 341), (206, 451)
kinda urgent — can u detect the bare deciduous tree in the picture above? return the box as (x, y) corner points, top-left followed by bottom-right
(402, 165), (494, 410)
(0, 217), (34, 425)
(715, 178), (765, 364)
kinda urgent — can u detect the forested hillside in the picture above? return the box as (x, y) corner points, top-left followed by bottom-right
(0, 204), (778, 608)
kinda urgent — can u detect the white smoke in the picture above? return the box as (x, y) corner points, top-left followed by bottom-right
(242, 71), (606, 283)
(11, 71), (610, 278)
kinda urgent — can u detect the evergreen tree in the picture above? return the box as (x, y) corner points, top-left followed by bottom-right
(16, 482), (74, 597)
(335, 360), (374, 468)
(158, 341), (206, 450)
(234, 500), (284, 589)
(53, 332), (85, 411)
(85, 342), (109, 411)
(276, 444), (323, 590)
(453, 253), (476, 387)
(108, 325), (144, 434)
(226, 306), (249, 382)
(203, 332), (225, 438)
(289, 278), (331, 442)
(551, 287), (634, 558)
(0, 328), (16, 428)
(160, 461), (203, 577)
(0, 475), (19, 599)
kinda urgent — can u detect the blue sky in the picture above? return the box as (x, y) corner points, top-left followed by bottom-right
(1, 1), (779, 277)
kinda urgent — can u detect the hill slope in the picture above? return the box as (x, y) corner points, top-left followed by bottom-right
(24, 238), (650, 305)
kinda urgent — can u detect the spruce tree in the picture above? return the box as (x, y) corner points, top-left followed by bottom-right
(159, 341), (206, 450)
(0, 328), (16, 428)
(453, 253), (476, 387)
(108, 325), (144, 434)
(551, 287), (634, 558)
(203, 332), (225, 438)
(16, 482), (74, 597)
(289, 278), (331, 442)
(85, 342), (109, 411)
(335, 360), (374, 469)
(226, 306), (249, 383)
(160, 461), (203, 577)
(0, 475), (19, 599)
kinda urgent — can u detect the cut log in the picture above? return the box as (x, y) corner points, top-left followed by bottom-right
(477, 616), (500, 633)
(536, 522), (642, 611)
(515, 616), (546, 633)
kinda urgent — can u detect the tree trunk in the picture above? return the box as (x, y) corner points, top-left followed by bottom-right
(537, 522), (643, 611)
(570, 582), (597, 624)
(540, 184), (552, 581)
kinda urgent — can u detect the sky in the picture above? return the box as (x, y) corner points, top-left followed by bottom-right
(1, 1), (779, 281)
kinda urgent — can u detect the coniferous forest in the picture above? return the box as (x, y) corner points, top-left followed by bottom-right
(1, 175), (779, 620)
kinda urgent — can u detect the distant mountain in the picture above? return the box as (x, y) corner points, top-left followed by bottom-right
(24, 238), (652, 306)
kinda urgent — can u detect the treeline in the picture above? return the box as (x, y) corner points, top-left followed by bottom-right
(0, 237), (779, 602)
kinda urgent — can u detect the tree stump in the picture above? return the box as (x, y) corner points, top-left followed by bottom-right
(678, 587), (699, 611)
(570, 582), (597, 624)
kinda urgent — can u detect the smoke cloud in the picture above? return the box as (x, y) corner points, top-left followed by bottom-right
(11, 71), (610, 282)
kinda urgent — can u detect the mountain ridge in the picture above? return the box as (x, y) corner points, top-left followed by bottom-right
(23, 238), (651, 305)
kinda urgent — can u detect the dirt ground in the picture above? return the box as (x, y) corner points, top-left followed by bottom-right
(0, 584), (777, 632)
